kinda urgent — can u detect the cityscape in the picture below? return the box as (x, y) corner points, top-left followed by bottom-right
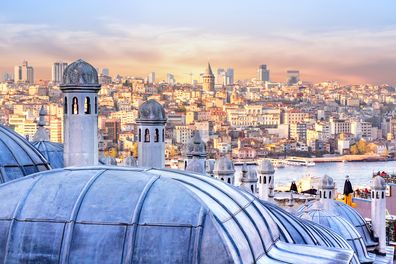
(1, 1), (396, 263)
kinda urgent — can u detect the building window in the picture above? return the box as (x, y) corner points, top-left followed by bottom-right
(324, 192), (327, 199)
(329, 191), (332, 199)
(162, 129), (165, 142)
(154, 128), (159, 142)
(139, 128), (141, 142)
(95, 97), (98, 114)
(382, 192), (385, 199)
(227, 178), (231, 184)
(85, 97), (91, 114)
(376, 192), (379, 199)
(319, 191), (322, 198)
(259, 176), (261, 184)
(144, 128), (150, 142)
(72, 97), (79, 115)
(269, 176), (271, 183)
(64, 97), (68, 114)
(251, 185), (254, 192)
(263, 176), (266, 184)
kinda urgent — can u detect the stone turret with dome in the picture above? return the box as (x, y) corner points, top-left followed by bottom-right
(240, 163), (258, 193)
(186, 130), (207, 170)
(257, 159), (275, 200)
(60, 59), (101, 167)
(213, 156), (235, 184)
(136, 99), (167, 168)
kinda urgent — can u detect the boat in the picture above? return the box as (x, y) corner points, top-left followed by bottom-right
(284, 157), (315, 167)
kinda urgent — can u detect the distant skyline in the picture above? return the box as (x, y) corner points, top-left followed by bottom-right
(1, 0), (396, 84)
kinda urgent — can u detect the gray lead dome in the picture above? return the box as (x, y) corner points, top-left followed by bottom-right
(0, 167), (353, 263)
(137, 99), (166, 122)
(0, 125), (51, 183)
(61, 59), (99, 87)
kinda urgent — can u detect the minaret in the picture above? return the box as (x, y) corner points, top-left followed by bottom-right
(136, 99), (167, 168)
(60, 59), (101, 167)
(318, 174), (335, 210)
(202, 63), (215, 92)
(240, 163), (258, 194)
(371, 175), (386, 255)
(213, 156), (235, 184)
(32, 106), (49, 142)
(257, 160), (275, 201)
(186, 131), (206, 169)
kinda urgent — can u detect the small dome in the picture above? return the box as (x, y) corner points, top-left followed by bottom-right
(240, 164), (258, 183)
(99, 156), (117, 166)
(61, 59), (99, 87)
(123, 156), (137, 167)
(0, 125), (51, 183)
(187, 131), (206, 157)
(372, 176), (386, 190)
(0, 167), (354, 263)
(257, 160), (275, 174)
(186, 157), (206, 175)
(137, 99), (166, 122)
(320, 174), (335, 190)
(297, 199), (378, 249)
(31, 141), (64, 169)
(213, 156), (234, 175)
(297, 209), (375, 263)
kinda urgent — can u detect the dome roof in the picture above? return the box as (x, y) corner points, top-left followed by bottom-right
(372, 175), (386, 190)
(0, 125), (51, 183)
(205, 159), (215, 175)
(240, 164), (258, 183)
(137, 99), (166, 122)
(213, 156), (234, 175)
(123, 156), (137, 167)
(261, 201), (359, 264)
(297, 209), (375, 263)
(186, 157), (206, 174)
(187, 131), (206, 157)
(257, 159), (275, 174)
(61, 59), (99, 87)
(0, 167), (353, 263)
(99, 156), (117, 166)
(320, 174), (335, 190)
(297, 199), (378, 249)
(31, 141), (64, 169)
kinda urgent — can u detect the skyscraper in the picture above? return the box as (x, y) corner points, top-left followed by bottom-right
(226, 68), (234, 85)
(14, 60), (34, 84)
(52, 62), (68, 84)
(287, 70), (300, 86)
(216, 68), (225, 85)
(202, 63), (215, 92)
(147, 72), (155, 84)
(102, 68), (110, 76)
(257, 64), (270, 82)
(166, 73), (176, 85)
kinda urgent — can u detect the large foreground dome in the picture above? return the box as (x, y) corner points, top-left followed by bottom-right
(0, 125), (51, 183)
(0, 167), (353, 263)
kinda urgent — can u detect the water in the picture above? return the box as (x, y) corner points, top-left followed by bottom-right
(235, 161), (396, 192)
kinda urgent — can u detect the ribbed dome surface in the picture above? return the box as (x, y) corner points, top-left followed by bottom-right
(297, 209), (375, 263)
(61, 59), (99, 87)
(257, 160), (275, 174)
(297, 200), (378, 249)
(0, 125), (51, 183)
(32, 141), (64, 169)
(0, 167), (353, 264)
(137, 99), (166, 122)
(213, 156), (234, 175)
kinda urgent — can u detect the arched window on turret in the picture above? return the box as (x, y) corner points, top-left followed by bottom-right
(376, 192), (379, 199)
(154, 129), (159, 142)
(319, 190), (322, 198)
(263, 176), (266, 184)
(323, 192), (327, 199)
(95, 97), (98, 114)
(251, 185), (254, 192)
(329, 191), (332, 199)
(84, 97), (91, 114)
(64, 97), (68, 114)
(144, 129), (150, 142)
(162, 129), (165, 142)
(269, 176), (272, 184)
(72, 97), (79, 114)
(227, 178), (231, 184)
(138, 129), (141, 142)
(382, 192), (385, 199)
(259, 176), (261, 184)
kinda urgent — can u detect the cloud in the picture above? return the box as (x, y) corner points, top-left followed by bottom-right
(0, 21), (396, 85)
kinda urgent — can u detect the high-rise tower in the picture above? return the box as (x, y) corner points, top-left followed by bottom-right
(52, 62), (68, 84)
(60, 59), (101, 167)
(202, 63), (215, 92)
(136, 99), (167, 168)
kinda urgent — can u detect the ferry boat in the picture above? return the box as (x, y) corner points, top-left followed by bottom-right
(284, 157), (315, 167)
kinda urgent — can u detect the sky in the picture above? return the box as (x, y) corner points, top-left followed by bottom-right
(1, 0), (396, 84)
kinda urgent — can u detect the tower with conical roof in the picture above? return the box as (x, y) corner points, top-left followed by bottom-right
(257, 159), (275, 200)
(136, 99), (167, 168)
(202, 63), (215, 92)
(60, 59), (101, 167)
(186, 130), (207, 170)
